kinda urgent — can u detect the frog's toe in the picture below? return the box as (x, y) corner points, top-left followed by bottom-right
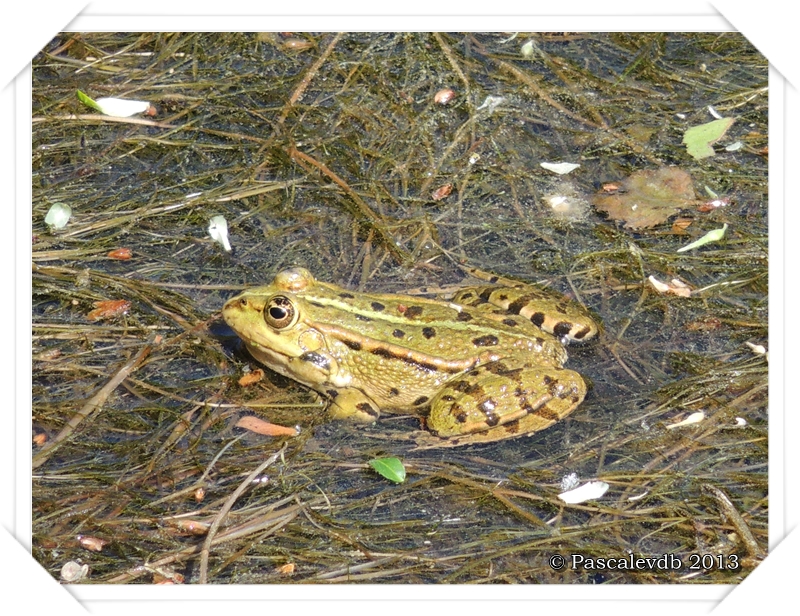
(327, 388), (382, 423)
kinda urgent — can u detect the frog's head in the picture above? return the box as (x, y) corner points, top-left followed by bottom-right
(222, 268), (330, 383)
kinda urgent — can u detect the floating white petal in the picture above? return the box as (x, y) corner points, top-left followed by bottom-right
(540, 162), (580, 175)
(44, 202), (72, 230)
(95, 97), (151, 118)
(60, 561), (90, 582)
(521, 40), (535, 58)
(648, 275), (692, 297)
(648, 275), (671, 294)
(665, 411), (705, 429)
(476, 95), (505, 113)
(558, 480), (609, 504)
(745, 341), (767, 355)
(560, 472), (579, 492)
(208, 215), (232, 252)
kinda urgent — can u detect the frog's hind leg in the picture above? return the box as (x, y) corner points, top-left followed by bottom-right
(426, 366), (587, 445)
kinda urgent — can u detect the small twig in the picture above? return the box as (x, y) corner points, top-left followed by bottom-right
(198, 443), (287, 583)
(32, 335), (160, 469)
(277, 32), (345, 126)
(701, 484), (765, 559)
(287, 146), (410, 263)
(32, 114), (176, 129)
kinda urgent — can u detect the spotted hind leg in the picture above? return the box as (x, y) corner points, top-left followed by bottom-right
(426, 365), (587, 444)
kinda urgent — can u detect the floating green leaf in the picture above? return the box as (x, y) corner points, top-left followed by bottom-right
(677, 223), (728, 253)
(682, 118), (735, 160)
(76, 90), (103, 113)
(368, 457), (406, 484)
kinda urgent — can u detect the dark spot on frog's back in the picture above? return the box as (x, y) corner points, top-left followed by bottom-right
(339, 292), (354, 299)
(355, 314), (373, 322)
(389, 387), (400, 397)
(404, 305), (424, 318)
(392, 329), (405, 338)
(530, 312), (546, 328)
(457, 311), (473, 322)
(507, 296), (533, 314)
(502, 318), (518, 327)
(371, 301), (385, 312)
(343, 339), (362, 351)
(553, 322), (573, 339)
(422, 327), (436, 339)
(413, 396), (429, 406)
(535, 405), (561, 421)
(572, 325), (592, 340)
(472, 334), (499, 347)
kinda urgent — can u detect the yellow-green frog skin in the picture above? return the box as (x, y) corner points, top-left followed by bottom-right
(222, 267), (598, 445)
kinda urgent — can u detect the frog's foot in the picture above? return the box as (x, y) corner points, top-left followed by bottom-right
(425, 366), (587, 445)
(327, 387), (382, 423)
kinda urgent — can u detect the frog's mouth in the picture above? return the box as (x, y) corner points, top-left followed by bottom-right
(239, 335), (349, 391)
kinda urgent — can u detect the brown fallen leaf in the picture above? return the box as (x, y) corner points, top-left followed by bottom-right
(77, 535), (109, 552)
(431, 184), (453, 201)
(168, 519), (210, 535)
(697, 197), (729, 212)
(671, 217), (694, 233)
(601, 182), (622, 193)
(238, 369), (264, 386)
(276, 563), (296, 575)
(152, 569), (185, 584)
(593, 167), (696, 229)
(107, 247), (133, 260)
(236, 416), (300, 437)
(686, 317), (722, 332)
(87, 299), (131, 321)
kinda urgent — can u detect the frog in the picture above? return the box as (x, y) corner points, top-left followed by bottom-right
(222, 267), (598, 446)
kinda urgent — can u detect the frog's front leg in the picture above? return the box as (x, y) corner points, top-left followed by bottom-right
(326, 387), (382, 423)
(426, 363), (587, 444)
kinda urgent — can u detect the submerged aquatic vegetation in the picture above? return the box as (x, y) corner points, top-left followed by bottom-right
(32, 32), (767, 585)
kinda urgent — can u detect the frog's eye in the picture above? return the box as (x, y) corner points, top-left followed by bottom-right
(264, 295), (298, 329)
